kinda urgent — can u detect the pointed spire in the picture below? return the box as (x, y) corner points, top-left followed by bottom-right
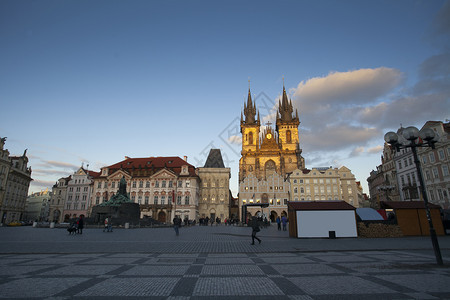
(243, 83), (256, 124)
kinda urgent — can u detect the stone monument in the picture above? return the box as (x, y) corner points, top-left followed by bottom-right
(91, 176), (140, 226)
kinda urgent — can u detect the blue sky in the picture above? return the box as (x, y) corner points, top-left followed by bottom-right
(1, 0), (449, 196)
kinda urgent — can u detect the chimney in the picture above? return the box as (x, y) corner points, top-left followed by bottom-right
(184, 156), (188, 162)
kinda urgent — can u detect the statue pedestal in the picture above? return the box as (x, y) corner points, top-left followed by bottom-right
(91, 203), (140, 226)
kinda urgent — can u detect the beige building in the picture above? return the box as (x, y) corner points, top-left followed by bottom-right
(0, 137), (33, 224)
(238, 85), (304, 221)
(289, 166), (359, 207)
(24, 189), (51, 222)
(198, 149), (231, 222)
(91, 156), (200, 223)
(49, 175), (71, 223)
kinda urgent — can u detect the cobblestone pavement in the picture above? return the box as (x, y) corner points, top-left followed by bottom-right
(0, 225), (449, 299)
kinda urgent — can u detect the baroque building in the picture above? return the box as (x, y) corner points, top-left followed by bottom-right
(0, 137), (32, 224)
(198, 149), (231, 222)
(63, 167), (98, 222)
(418, 121), (450, 209)
(238, 86), (304, 220)
(49, 175), (71, 223)
(90, 156), (199, 223)
(24, 188), (52, 222)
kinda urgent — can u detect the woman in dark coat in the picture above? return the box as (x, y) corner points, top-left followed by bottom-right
(251, 217), (261, 245)
(77, 215), (84, 234)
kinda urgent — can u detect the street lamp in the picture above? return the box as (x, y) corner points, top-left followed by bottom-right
(384, 126), (443, 265)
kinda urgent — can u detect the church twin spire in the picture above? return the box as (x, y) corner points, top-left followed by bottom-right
(242, 87), (259, 125)
(277, 85), (298, 123)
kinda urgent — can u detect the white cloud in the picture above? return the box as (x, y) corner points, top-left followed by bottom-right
(367, 145), (383, 154)
(350, 146), (365, 157)
(294, 68), (403, 110)
(228, 135), (242, 145)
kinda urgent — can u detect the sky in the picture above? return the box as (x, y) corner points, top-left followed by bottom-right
(1, 0), (449, 197)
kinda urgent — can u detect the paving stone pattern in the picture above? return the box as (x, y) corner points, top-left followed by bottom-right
(0, 250), (449, 299)
(0, 226), (449, 299)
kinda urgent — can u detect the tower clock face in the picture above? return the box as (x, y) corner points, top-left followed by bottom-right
(266, 133), (272, 139)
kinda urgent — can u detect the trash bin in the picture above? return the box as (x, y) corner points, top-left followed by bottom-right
(32, 222), (37, 228)
(50, 222), (55, 229)
(328, 231), (336, 239)
(125, 222), (129, 229)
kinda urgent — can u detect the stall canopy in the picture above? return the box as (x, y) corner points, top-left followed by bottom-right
(356, 208), (384, 221)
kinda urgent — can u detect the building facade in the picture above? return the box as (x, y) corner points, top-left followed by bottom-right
(289, 166), (359, 207)
(0, 137), (32, 224)
(198, 149), (231, 222)
(24, 189), (52, 222)
(239, 86), (304, 220)
(63, 167), (98, 222)
(49, 176), (71, 223)
(90, 156), (200, 223)
(418, 121), (450, 209)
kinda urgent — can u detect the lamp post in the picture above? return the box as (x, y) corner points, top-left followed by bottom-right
(384, 126), (443, 265)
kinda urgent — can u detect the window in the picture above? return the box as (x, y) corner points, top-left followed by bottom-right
(314, 186), (318, 193)
(300, 187), (304, 193)
(139, 181), (143, 188)
(319, 179), (324, 184)
(131, 195), (135, 202)
(398, 161), (402, 169)
(177, 196), (182, 205)
(104, 182), (108, 188)
(401, 175), (405, 185)
(320, 186), (324, 194)
(161, 196), (165, 205)
(408, 157), (412, 165)
(432, 168), (439, 179)
(154, 196), (158, 204)
(178, 181), (182, 187)
(300, 179), (303, 183)
(162, 181), (166, 188)
(168, 195), (172, 203)
(404, 159), (407, 167)
(112, 182), (116, 189)
(437, 189), (443, 200)
(347, 186), (352, 194)
(426, 170), (431, 180)
(138, 196), (142, 204)
(422, 155), (428, 164)
(294, 187), (298, 193)
(293, 179), (297, 184)
(146, 181), (150, 188)
(186, 181), (190, 188)
(313, 179), (318, 184)
(169, 181), (173, 188)
(98, 182), (101, 188)
(442, 165), (449, 177)
(96, 196), (100, 204)
(132, 181), (136, 188)
(430, 153), (435, 163)
(185, 196), (190, 205)
(82, 195), (87, 201)
(284, 199), (288, 205)
(145, 196), (149, 204)
(155, 181), (159, 188)
(438, 150), (445, 160)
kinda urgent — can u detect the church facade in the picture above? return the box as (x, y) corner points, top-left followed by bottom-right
(239, 86), (305, 221)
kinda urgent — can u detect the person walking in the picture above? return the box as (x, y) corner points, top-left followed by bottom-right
(281, 215), (287, 231)
(276, 216), (281, 231)
(103, 217), (109, 232)
(250, 217), (261, 245)
(77, 215), (84, 234)
(173, 216), (181, 236)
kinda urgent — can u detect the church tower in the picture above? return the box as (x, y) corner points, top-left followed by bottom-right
(239, 84), (304, 182)
(276, 85), (304, 171)
(239, 88), (260, 181)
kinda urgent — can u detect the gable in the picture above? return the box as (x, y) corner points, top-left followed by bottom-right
(151, 168), (177, 179)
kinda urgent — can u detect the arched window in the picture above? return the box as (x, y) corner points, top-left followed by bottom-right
(265, 160), (276, 178)
(286, 130), (292, 143)
(249, 132), (253, 144)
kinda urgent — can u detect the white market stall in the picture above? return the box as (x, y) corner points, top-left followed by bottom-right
(288, 201), (357, 238)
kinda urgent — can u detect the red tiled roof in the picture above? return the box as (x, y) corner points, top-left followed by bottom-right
(88, 171), (100, 178)
(380, 201), (441, 209)
(105, 156), (197, 177)
(288, 201), (356, 211)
